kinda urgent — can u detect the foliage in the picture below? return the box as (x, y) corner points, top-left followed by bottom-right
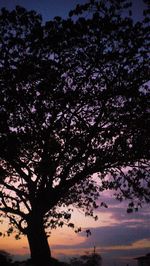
(70, 252), (102, 266)
(0, 252), (69, 266)
(0, 0), (149, 263)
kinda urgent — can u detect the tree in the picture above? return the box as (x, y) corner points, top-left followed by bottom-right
(70, 251), (102, 266)
(0, 1), (149, 265)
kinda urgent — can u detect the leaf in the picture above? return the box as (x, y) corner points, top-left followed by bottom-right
(68, 223), (75, 228)
(86, 229), (91, 237)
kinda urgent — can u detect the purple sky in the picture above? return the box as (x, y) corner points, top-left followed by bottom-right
(50, 193), (150, 266)
(0, 0), (146, 21)
(0, 0), (87, 21)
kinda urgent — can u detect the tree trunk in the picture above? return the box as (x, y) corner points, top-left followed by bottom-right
(26, 215), (51, 266)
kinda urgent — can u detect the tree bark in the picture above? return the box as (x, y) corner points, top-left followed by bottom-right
(26, 215), (51, 266)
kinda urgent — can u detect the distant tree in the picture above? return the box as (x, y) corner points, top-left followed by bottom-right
(0, 0), (149, 266)
(70, 252), (102, 266)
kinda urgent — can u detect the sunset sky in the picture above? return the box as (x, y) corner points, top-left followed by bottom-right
(0, 1), (149, 266)
(0, 191), (150, 266)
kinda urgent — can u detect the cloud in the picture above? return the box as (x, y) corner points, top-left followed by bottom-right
(52, 224), (150, 266)
(95, 191), (150, 227)
(51, 198), (150, 266)
(85, 225), (150, 247)
(52, 223), (150, 249)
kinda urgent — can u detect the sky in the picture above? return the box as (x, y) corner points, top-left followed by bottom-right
(0, 0), (149, 266)
(0, 0), (88, 21)
(0, 191), (150, 266)
(0, 0), (146, 21)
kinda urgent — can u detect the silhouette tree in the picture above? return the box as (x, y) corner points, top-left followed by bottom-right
(0, 1), (149, 265)
(70, 252), (102, 266)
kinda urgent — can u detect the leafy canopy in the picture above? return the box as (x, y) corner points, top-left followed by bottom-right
(0, 0), (149, 237)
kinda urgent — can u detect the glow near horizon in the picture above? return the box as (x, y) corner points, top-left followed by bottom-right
(0, 201), (149, 259)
